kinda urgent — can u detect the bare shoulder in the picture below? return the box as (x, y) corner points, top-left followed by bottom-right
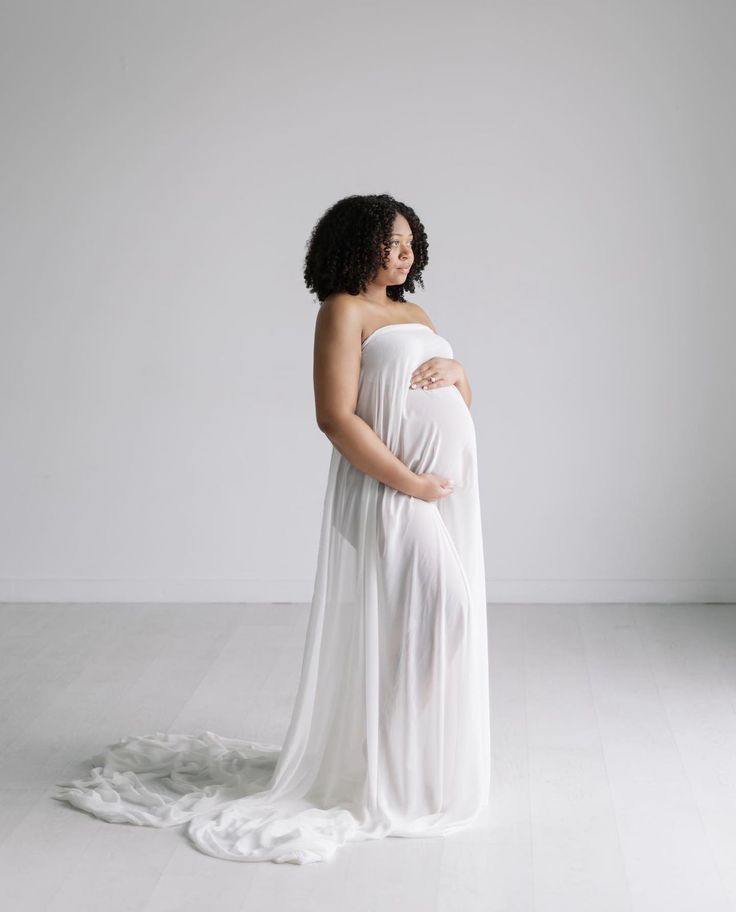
(315, 293), (363, 336)
(403, 300), (437, 332)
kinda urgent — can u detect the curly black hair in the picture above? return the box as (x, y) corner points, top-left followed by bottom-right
(303, 193), (429, 304)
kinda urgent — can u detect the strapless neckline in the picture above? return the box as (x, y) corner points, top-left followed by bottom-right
(52, 309), (489, 866)
(361, 322), (436, 349)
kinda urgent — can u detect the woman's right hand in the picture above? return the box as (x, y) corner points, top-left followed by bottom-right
(410, 472), (456, 502)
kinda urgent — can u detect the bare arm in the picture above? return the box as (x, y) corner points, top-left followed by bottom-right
(313, 299), (422, 497)
(409, 311), (472, 408)
(454, 364), (472, 408)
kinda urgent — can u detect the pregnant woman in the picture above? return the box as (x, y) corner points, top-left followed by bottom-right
(54, 193), (491, 864)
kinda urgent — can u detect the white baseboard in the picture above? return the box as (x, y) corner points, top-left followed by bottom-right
(484, 578), (736, 603)
(0, 577), (734, 604)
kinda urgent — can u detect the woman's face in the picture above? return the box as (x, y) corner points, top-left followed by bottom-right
(376, 213), (414, 284)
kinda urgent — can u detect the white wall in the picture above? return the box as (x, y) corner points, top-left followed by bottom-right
(1, 1), (734, 603)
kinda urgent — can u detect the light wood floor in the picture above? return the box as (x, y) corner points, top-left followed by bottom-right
(0, 602), (734, 911)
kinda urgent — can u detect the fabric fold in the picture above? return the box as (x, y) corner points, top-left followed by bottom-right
(54, 321), (491, 864)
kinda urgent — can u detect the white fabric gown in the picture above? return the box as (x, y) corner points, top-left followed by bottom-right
(54, 321), (491, 864)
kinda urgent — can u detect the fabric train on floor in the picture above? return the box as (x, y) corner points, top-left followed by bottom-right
(54, 322), (491, 864)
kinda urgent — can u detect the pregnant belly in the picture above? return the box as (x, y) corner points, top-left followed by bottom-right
(399, 385), (476, 487)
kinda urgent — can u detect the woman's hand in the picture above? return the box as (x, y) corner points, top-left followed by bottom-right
(411, 472), (456, 502)
(410, 357), (465, 391)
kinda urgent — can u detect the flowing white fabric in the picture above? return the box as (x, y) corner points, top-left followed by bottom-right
(54, 322), (491, 864)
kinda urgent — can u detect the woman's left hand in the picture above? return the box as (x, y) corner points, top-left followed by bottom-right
(410, 357), (465, 390)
